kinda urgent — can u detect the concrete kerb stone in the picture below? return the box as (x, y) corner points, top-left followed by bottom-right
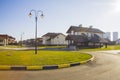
(0, 55), (94, 70)
(27, 66), (43, 70)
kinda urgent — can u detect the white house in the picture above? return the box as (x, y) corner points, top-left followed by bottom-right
(66, 24), (108, 48)
(42, 33), (67, 45)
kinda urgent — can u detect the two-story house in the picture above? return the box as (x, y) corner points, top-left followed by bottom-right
(0, 34), (8, 46)
(42, 33), (67, 46)
(66, 25), (108, 48)
(0, 34), (16, 46)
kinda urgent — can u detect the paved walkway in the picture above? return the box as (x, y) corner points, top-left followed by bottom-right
(1, 47), (37, 50)
(98, 50), (120, 54)
(1, 50), (120, 80)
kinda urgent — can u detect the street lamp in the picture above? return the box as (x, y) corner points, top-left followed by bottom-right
(29, 9), (44, 54)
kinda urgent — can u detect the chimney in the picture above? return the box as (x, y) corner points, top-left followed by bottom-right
(79, 24), (82, 27)
(89, 25), (93, 28)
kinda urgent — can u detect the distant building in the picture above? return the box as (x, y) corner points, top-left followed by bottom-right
(23, 38), (35, 46)
(113, 32), (118, 41)
(103, 32), (111, 41)
(22, 38), (43, 46)
(116, 39), (120, 44)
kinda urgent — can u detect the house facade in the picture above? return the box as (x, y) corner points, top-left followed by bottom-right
(42, 33), (67, 46)
(66, 25), (108, 48)
(8, 36), (16, 45)
(22, 39), (35, 46)
(0, 34), (16, 46)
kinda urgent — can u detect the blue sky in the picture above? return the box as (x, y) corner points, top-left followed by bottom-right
(0, 0), (120, 41)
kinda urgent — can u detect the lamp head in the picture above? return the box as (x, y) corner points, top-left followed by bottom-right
(40, 13), (44, 18)
(29, 12), (32, 17)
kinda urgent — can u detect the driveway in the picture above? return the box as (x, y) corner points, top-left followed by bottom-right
(0, 50), (120, 80)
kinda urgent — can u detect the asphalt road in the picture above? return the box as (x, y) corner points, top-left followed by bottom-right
(1, 50), (120, 80)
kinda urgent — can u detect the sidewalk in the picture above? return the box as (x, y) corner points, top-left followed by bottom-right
(98, 50), (120, 54)
(1, 47), (38, 50)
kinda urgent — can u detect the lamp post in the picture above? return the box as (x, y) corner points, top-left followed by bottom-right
(21, 32), (24, 47)
(29, 9), (44, 54)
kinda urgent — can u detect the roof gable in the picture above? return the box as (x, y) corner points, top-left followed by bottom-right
(42, 33), (65, 39)
(66, 26), (104, 33)
(0, 34), (9, 39)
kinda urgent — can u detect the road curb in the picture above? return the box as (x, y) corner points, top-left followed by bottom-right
(0, 56), (94, 70)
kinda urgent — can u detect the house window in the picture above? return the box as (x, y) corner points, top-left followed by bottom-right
(75, 32), (78, 35)
(71, 31), (74, 35)
(71, 40), (74, 44)
(92, 34), (94, 37)
(88, 33), (92, 37)
(0, 40), (3, 42)
(78, 32), (81, 35)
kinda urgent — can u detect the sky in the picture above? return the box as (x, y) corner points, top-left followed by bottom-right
(0, 0), (120, 41)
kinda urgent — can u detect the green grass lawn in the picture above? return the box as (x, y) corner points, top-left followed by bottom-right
(0, 50), (92, 66)
(0, 45), (120, 66)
